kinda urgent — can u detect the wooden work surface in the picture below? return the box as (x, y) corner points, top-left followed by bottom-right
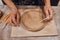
(0, 5), (60, 40)
(11, 19), (58, 37)
(11, 7), (58, 37)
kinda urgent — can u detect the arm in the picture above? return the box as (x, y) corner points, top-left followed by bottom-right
(44, 0), (53, 21)
(3, 0), (20, 26)
(3, 0), (18, 13)
(44, 0), (51, 6)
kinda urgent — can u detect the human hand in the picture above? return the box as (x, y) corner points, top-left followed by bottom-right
(44, 5), (54, 21)
(9, 10), (21, 26)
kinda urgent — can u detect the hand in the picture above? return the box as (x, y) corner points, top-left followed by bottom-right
(9, 10), (21, 26)
(44, 5), (54, 21)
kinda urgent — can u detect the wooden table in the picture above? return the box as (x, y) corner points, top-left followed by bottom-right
(0, 5), (60, 40)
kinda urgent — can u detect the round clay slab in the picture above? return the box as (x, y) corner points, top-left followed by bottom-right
(22, 9), (46, 32)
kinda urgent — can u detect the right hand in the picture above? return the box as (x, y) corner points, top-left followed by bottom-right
(44, 5), (53, 21)
(9, 10), (21, 26)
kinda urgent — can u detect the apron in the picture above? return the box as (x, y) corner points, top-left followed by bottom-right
(2, 0), (59, 6)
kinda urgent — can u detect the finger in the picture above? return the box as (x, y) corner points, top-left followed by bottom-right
(11, 15), (17, 26)
(17, 13), (20, 24)
(10, 16), (15, 26)
(44, 10), (50, 21)
(9, 22), (15, 26)
(49, 9), (53, 20)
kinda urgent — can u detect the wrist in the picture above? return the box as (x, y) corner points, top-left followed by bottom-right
(45, 4), (51, 8)
(11, 10), (18, 14)
(11, 8), (18, 11)
(45, 3), (51, 7)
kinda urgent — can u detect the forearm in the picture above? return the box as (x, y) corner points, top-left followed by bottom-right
(3, 0), (17, 12)
(44, 0), (51, 6)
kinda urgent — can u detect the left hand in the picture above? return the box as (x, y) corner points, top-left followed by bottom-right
(44, 5), (54, 21)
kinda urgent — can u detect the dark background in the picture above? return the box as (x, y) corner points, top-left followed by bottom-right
(2, 0), (59, 6)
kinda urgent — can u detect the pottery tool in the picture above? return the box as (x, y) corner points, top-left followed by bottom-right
(0, 18), (9, 30)
(39, 18), (46, 23)
(0, 14), (10, 30)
